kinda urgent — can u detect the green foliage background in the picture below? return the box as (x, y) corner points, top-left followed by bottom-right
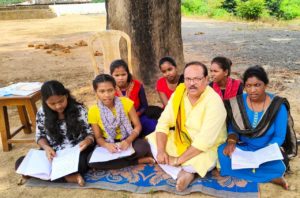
(0, 0), (25, 5)
(0, 0), (299, 20)
(235, 0), (266, 20)
(181, 0), (300, 20)
(0, 0), (105, 5)
(280, 0), (300, 19)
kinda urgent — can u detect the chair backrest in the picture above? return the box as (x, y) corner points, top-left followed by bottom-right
(88, 30), (132, 76)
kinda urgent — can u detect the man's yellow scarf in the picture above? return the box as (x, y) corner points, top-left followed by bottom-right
(172, 83), (192, 155)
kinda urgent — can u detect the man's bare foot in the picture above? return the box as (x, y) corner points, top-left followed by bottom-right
(138, 157), (156, 164)
(64, 173), (85, 187)
(176, 170), (195, 192)
(271, 177), (288, 190)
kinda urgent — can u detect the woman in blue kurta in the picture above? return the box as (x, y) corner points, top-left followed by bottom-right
(218, 65), (290, 190)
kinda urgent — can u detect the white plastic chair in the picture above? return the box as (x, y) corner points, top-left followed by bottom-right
(88, 30), (133, 76)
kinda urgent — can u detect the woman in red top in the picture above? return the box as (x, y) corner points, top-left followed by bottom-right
(210, 56), (243, 100)
(110, 59), (157, 136)
(156, 56), (180, 107)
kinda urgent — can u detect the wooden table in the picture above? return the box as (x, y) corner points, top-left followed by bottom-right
(0, 91), (41, 151)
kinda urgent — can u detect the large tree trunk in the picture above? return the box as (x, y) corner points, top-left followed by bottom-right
(106, 0), (184, 85)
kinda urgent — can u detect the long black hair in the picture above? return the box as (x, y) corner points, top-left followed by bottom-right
(41, 80), (84, 145)
(110, 59), (132, 83)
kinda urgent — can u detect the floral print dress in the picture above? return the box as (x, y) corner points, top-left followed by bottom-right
(35, 105), (93, 151)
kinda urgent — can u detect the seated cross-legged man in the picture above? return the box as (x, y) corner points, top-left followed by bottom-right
(147, 61), (227, 192)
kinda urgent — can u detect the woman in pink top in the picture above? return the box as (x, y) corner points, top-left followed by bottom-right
(156, 56), (180, 107)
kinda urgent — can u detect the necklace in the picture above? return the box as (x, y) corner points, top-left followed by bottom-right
(249, 94), (267, 112)
(249, 94), (267, 128)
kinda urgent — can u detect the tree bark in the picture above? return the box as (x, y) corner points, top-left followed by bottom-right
(106, 0), (184, 85)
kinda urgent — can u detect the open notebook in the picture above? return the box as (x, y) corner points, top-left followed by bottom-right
(89, 144), (135, 163)
(232, 143), (283, 170)
(16, 145), (80, 181)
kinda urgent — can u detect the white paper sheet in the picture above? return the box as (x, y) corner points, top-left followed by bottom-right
(16, 146), (80, 181)
(50, 145), (80, 181)
(16, 149), (51, 180)
(149, 142), (181, 180)
(89, 144), (135, 163)
(255, 143), (284, 164)
(232, 143), (283, 170)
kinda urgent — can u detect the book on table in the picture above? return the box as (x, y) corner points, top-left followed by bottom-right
(231, 143), (283, 170)
(89, 144), (135, 163)
(16, 145), (80, 181)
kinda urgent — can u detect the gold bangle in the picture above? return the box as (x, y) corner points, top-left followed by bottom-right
(227, 139), (237, 144)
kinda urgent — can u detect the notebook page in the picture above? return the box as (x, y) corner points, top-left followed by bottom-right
(255, 143), (283, 165)
(89, 144), (135, 163)
(232, 148), (258, 169)
(16, 149), (51, 180)
(50, 145), (80, 181)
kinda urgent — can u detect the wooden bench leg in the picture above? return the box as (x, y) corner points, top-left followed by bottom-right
(17, 105), (32, 134)
(0, 106), (12, 151)
(25, 99), (37, 132)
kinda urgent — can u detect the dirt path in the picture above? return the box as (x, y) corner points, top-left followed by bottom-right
(182, 18), (300, 70)
(0, 15), (299, 197)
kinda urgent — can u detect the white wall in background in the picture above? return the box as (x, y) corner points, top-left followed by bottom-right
(49, 3), (106, 16)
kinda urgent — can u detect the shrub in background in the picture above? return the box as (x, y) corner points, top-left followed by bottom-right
(236, 0), (267, 20)
(280, 0), (300, 19)
(222, 0), (237, 13)
(207, 0), (229, 17)
(181, 0), (209, 15)
(0, 0), (25, 5)
(265, 0), (283, 17)
(181, 0), (231, 17)
(181, 0), (299, 20)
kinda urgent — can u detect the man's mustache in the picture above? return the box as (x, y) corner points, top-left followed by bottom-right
(188, 85), (197, 89)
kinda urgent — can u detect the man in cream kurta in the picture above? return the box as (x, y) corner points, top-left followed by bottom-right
(147, 61), (227, 192)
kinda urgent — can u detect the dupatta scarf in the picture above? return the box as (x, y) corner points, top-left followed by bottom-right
(224, 95), (297, 158)
(170, 83), (192, 155)
(98, 97), (133, 143)
(115, 79), (141, 110)
(212, 77), (241, 100)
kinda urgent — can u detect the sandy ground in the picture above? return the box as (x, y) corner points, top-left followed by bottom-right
(0, 15), (299, 198)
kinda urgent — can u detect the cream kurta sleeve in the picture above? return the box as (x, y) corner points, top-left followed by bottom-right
(146, 92), (176, 155)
